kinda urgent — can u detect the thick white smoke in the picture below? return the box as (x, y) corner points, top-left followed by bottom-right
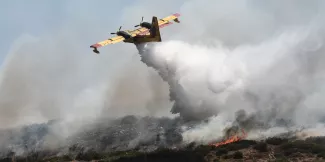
(2, 0), (325, 153)
(139, 30), (306, 116)
(0, 1), (176, 129)
(0, 1), (180, 153)
(136, 2), (325, 142)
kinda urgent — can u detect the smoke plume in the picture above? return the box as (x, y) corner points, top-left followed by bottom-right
(1, 0), (325, 156)
(135, 0), (325, 142)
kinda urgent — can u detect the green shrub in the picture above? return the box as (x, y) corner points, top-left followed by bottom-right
(194, 145), (215, 155)
(75, 150), (102, 161)
(266, 137), (288, 145)
(114, 149), (206, 162)
(215, 148), (228, 156)
(275, 157), (290, 162)
(283, 149), (295, 156)
(41, 155), (73, 162)
(280, 140), (325, 155)
(221, 154), (231, 159)
(233, 151), (243, 159)
(317, 152), (325, 158)
(306, 137), (325, 145)
(186, 142), (197, 150)
(253, 142), (268, 152)
(0, 157), (12, 162)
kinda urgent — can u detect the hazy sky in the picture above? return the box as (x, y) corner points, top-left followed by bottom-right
(0, 0), (184, 127)
(2, 0), (325, 142)
(1, 1), (98, 63)
(1, 0), (183, 65)
(2, 0), (324, 127)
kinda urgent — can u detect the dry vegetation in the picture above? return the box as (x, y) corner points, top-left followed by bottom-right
(2, 137), (325, 162)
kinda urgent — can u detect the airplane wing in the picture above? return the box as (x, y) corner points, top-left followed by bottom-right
(128, 27), (150, 37)
(129, 13), (181, 36)
(90, 13), (180, 53)
(158, 13), (181, 25)
(90, 35), (125, 53)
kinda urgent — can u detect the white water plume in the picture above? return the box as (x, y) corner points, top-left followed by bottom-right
(137, 26), (325, 143)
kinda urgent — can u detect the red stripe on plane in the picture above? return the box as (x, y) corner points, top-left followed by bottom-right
(90, 43), (102, 48)
(160, 22), (173, 28)
(173, 13), (181, 17)
(137, 22), (173, 36)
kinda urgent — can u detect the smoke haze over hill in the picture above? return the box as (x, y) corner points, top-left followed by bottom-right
(1, 0), (325, 156)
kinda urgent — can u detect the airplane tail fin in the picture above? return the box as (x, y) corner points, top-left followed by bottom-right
(127, 16), (162, 44)
(149, 16), (162, 42)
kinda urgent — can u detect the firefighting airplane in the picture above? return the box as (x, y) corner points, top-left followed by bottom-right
(90, 13), (181, 54)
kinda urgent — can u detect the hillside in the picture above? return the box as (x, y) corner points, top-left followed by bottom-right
(2, 136), (325, 162)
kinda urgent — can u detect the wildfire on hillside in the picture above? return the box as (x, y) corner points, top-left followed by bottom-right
(210, 129), (247, 147)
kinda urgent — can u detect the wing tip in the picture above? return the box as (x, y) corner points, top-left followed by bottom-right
(159, 22), (173, 28)
(90, 43), (102, 48)
(173, 13), (181, 17)
(90, 45), (100, 54)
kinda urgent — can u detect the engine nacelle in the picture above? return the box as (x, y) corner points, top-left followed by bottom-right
(92, 47), (99, 54)
(117, 31), (132, 39)
(174, 18), (180, 23)
(140, 22), (152, 29)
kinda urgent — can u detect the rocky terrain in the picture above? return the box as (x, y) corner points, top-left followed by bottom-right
(2, 136), (325, 162)
(1, 116), (325, 162)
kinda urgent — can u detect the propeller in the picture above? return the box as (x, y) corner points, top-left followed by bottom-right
(134, 17), (144, 27)
(110, 26), (122, 35)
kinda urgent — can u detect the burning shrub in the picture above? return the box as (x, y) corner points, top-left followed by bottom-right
(219, 140), (256, 151)
(253, 142), (268, 152)
(232, 151), (243, 159)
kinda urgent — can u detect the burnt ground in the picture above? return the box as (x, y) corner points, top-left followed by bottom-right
(1, 116), (325, 162)
(2, 137), (325, 162)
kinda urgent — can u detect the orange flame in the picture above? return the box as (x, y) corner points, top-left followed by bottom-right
(210, 129), (247, 147)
